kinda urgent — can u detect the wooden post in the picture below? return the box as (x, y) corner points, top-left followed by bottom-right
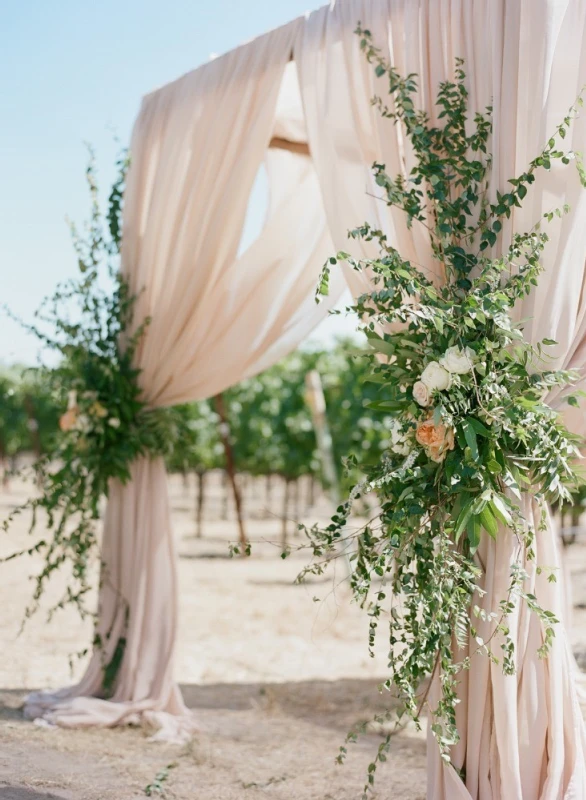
(264, 473), (273, 519)
(213, 394), (247, 553)
(293, 478), (301, 534)
(281, 477), (291, 549)
(220, 470), (229, 520)
(307, 475), (316, 510)
(305, 371), (353, 579)
(0, 436), (7, 490)
(23, 394), (41, 458)
(304, 371), (339, 502)
(23, 394), (42, 487)
(195, 471), (206, 538)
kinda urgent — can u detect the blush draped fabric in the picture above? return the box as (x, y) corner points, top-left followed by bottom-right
(24, 17), (344, 741)
(26, 0), (586, 796)
(296, 1), (586, 798)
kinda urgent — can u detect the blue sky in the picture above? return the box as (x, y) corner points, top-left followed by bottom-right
(0, 0), (355, 366)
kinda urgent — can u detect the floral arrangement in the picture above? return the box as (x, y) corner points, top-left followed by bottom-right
(59, 389), (121, 436)
(2, 150), (180, 622)
(305, 28), (586, 790)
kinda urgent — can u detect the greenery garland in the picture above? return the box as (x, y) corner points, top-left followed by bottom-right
(302, 28), (586, 792)
(2, 150), (180, 622)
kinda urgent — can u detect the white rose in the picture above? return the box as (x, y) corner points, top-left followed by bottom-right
(413, 380), (431, 407)
(439, 346), (475, 374)
(108, 417), (121, 429)
(420, 361), (451, 392)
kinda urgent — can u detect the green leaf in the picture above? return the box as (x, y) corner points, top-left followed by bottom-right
(454, 497), (475, 541)
(467, 514), (482, 553)
(364, 400), (404, 412)
(479, 505), (499, 539)
(489, 495), (513, 527)
(467, 417), (492, 438)
(461, 419), (479, 461)
(366, 336), (395, 358)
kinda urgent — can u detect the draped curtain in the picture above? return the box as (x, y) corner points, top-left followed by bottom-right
(296, 1), (586, 798)
(26, 0), (586, 797)
(25, 16), (344, 741)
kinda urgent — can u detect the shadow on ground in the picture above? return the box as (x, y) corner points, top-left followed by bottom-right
(179, 677), (410, 737)
(0, 690), (28, 722)
(0, 790), (68, 800)
(1, 678), (408, 737)
(0, 681), (427, 800)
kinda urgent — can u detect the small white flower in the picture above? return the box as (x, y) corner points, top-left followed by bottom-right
(420, 361), (451, 392)
(413, 380), (431, 407)
(440, 346), (475, 375)
(67, 390), (78, 410)
(108, 417), (121, 429)
(74, 414), (91, 433)
(388, 419), (412, 456)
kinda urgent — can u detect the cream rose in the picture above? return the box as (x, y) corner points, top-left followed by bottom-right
(413, 380), (431, 407)
(439, 346), (475, 374)
(420, 361), (451, 392)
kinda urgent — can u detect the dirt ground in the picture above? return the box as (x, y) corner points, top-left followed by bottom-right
(1, 472), (585, 800)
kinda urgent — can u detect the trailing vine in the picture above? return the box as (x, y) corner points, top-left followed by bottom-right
(302, 27), (586, 793)
(2, 149), (181, 622)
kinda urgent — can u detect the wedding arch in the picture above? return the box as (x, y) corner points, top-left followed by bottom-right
(26, 0), (586, 797)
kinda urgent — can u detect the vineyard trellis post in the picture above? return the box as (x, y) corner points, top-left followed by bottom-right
(305, 370), (352, 579)
(213, 393), (247, 552)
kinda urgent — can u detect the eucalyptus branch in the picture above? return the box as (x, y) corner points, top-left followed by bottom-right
(306, 28), (585, 792)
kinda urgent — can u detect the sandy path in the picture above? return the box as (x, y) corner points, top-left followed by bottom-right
(1, 472), (585, 800)
(0, 474), (427, 800)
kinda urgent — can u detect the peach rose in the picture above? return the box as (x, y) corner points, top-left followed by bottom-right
(59, 408), (78, 432)
(415, 419), (455, 462)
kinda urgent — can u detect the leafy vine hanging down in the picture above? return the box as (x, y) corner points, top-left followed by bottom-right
(2, 150), (181, 622)
(302, 27), (586, 791)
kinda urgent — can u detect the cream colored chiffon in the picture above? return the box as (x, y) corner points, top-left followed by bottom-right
(25, 17), (344, 740)
(297, 1), (586, 797)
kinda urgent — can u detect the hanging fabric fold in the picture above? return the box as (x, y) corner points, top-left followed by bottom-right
(25, 14), (344, 739)
(296, 0), (586, 797)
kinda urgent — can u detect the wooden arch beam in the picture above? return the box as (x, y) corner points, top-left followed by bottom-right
(266, 49), (310, 157)
(269, 136), (310, 157)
